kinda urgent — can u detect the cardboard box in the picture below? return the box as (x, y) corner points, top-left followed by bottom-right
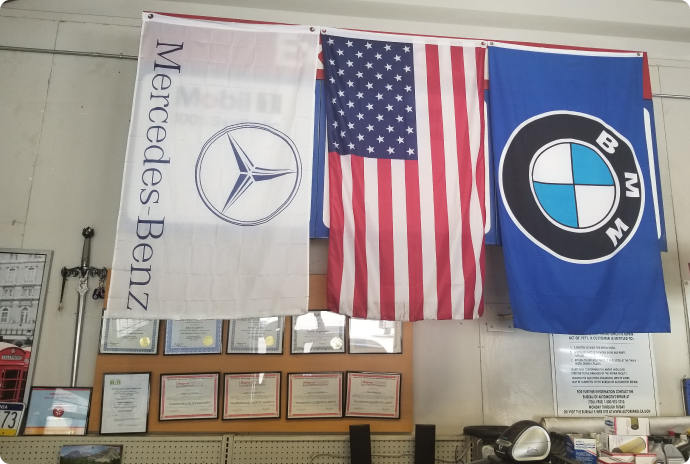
(602, 434), (649, 454)
(600, 458), (632, 464)
(604, 417), (651, 436)
(600, 449), (634, 462)
(634, 454), (657, 464)
(565, 434), (597, 464)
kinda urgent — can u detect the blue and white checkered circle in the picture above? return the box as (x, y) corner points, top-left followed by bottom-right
(530, 142), (618, 230)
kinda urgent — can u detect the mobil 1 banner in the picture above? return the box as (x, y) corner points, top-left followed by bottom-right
(550, 333), (657, 416)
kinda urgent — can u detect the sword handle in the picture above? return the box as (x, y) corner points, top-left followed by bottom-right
(81, 227), (95, 269)
(58, 267), (68, 311)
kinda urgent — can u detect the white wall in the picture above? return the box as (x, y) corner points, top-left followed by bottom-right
(2, 0), (690, 434)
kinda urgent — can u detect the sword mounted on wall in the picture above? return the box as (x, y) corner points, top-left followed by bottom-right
(58, 227), (108, 387)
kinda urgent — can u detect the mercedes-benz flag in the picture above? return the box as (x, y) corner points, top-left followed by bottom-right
(106, 14), (319, 319)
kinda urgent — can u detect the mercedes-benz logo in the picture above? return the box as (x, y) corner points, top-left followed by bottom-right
(195, 123), (302, 226)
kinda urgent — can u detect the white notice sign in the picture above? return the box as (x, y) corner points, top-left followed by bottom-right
(551, 333), (657, 416)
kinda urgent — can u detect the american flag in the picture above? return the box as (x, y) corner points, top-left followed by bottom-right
(323, 30), (486, 321)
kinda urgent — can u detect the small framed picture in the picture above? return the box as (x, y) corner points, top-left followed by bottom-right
(60, 445), (122, 464)
(291, 311), (346, 354)
(348, 318), (402, 354)
(159, 373), (219, 421)
(345, 372), (401, 419)
(23, 387), (92, 435)
(100, 318), (159, 354)
(0, 250), (53, 405)
(164, 320), (222, 355)
(286, 372), (343, 419)
(227, 317), (284, 354)
(100, 372), (150, 434)
(223, 372), (280, 420)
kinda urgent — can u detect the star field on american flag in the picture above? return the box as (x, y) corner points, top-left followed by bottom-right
(323, 34), (418, 161)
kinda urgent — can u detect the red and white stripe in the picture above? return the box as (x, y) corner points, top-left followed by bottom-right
(327, 32), (486, 321)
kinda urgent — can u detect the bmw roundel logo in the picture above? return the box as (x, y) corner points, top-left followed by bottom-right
(195, 123), (302, 226)
(499, 111), (645, 263)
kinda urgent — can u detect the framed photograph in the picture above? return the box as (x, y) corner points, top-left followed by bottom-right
(348, 319), (402, 354)
(0, 249), (52, 405)
(286, 372), (343, 419)
(164, 319), (222, 355)
(100, 372), (150, 434)
(159, 373), (219, 421)
(60, 445), (122, 464)
(291, 311), (346, 354)
(23, 387), (92, 435)
(227, 317), (284, 354)
(223, 372), (280, 420)
(345, 372), (401, 419)
(99, 318), (159, 354)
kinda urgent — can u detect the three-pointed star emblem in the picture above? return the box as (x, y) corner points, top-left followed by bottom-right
(195, 123), (302, 226)
(222, 133), (297, 213)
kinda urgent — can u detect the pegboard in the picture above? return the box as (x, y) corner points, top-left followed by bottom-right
(224, 434), (467, 464)
(0, 433), (465, 464)
(0, 435), (222, 464)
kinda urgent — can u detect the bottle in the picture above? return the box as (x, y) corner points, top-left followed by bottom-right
(663, 443), (685, 464)
(678, 443), (690, 460)
(650, 437), (667, 464)
(676, 433), (690, 460)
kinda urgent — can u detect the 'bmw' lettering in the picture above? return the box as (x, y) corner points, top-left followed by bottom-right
(605, 218), (629, 247)
(596, 130), (619, 154)
(499, 111), (645, 263)
(625, 173), (640, 197)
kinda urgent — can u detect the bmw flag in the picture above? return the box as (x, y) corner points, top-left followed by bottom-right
(106, 14), (319, 320)
(489, 44), (670, 334)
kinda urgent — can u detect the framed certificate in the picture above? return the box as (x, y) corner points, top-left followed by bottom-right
(164, 319), (222, 355)
(23, 387), (92, 435)
(223, 372), (281, 420)
(348, 319), (402, 354)
(100, 318), (159, 354)
(227, 317), (284, 354)
(159, 373), (219, 421)
(286, 372), (343, 419)
(345, 372), (401, 419)
(100, 372), (150, 434)
(291, 311), (346, 354)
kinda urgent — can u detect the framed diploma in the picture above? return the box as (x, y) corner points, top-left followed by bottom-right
(100, 318), (159, 354)
(345, 372), (401, 419)
(164, 319), (222, 355)
(348, 319), (402, 354)
(100, 372), (150, 434)
(286, 372), (343, 419)
(227, 317), (284, 354)
(223, 372), (281, 420)
(159, 373), (219, 421)
(23, 387), (92, 435)
(291, 311), (346, 354)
